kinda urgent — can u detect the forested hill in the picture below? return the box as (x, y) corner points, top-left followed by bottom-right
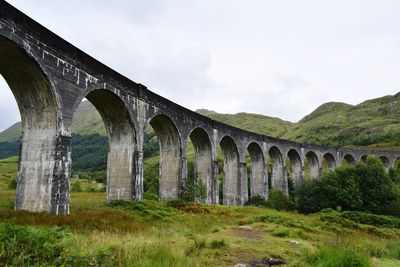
(2, 92), (400, 161)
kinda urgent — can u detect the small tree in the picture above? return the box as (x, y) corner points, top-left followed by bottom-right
(184, 171), (207, 203)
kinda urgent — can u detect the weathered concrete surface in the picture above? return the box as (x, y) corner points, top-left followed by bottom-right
(268, 146), (288, 195)
(1, 1), (400, 214)
(220, 136), (240, 205)
(287, 149), (303, 190)
(148, 114), (182, 200)
(247, 142), (267, 199)
(189, 128), (213, 203)
(306, 151), (321, 179)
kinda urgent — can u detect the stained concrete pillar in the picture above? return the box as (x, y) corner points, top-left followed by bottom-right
(248, 143), (267, 199)
(220, 136), (240, 205)
(212, 160), (219, 204)
(323, 153), (336, 172)
(106, 136), (135, 201)
(287, 149), (304, 190)
(149, 114), (182, 200)
(180, 153), (187, 199)
(306, 151), (320, 179)
(134, 150), (144, 200)
(84, 89), (136, 202)
(239, 162), (248, 205)
(269, 146), (288, 195)
(0, 36), (71, 214)
(189, 128), (213, 204)
(16, 132), (72, 214)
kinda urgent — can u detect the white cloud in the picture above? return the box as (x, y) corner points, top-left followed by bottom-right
(1, 0), (400, 131)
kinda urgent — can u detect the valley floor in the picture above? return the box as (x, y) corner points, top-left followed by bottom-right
(0, 157), (399, 266)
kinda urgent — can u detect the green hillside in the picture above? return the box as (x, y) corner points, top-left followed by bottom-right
(0, 122), (21, 143)
(2, 92), (400, 160)
(282, 93), (400, 150)
(71, 101), (107, 136)
(196, 109), (293, 138)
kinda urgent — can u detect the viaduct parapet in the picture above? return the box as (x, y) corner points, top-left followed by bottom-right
(1, 1), (399, 214)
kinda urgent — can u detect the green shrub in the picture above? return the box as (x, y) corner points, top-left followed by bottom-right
(185, 239), (206, 256)
(297, 156), (398, 215)
(183, 171), (207, 203)
(340, 211), (400, 229)
(7, 178), (17, 189)
(265, 189), (296, 211)
(209, 239), (226, 249)
(388, 244), (400, 260)
(109, 200), (176, 221)
(0, 223), (69, 265)
(71, 181), (82, 192)
(245, 195), (267, 207)
(272, 228), (290, 237)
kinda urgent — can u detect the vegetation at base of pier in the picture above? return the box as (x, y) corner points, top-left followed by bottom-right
(2, 95), (400, 265)
(242, 156), (400, 218)
(0, 155), (399, 266)
(296, 156), (400, 217)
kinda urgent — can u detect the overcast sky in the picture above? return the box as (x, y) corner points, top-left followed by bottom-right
(1, 0), (400, 131)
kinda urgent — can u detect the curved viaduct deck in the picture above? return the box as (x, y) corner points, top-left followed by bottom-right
(1, 1), (399, 214)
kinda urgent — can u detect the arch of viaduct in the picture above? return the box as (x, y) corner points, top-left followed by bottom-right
(1, 2), (400, 214)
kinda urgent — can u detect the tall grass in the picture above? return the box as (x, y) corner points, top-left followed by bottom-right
(303, 247), (371, 267)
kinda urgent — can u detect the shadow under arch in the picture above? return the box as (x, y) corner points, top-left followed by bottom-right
(187, 127), (213, 203)
(146, 114), (182, 200)
(343, 154), (356, 165)
(379, 156), (390, 170)
(286, 149), (303, 190)
(306, 151), (320, 179)
(76, 89), (137, 202)
(219, 136), (240, 205)
(322, 152), (336, 173)
(268, 146), (287, 194)
(0, 36), (65, 213)
(360, 155), (368, 163)
(247, 142), (267, 199)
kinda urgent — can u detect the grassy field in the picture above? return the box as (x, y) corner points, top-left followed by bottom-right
(0, 156), (399, 266)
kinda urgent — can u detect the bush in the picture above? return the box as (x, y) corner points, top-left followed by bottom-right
(0, 223), (68, 265)
(7, 178), (17, 189)
(265, 189), (296, 211)
(183, 171), (207, 203)
(209, 239), (226, 249)
(297, 156), (398, 215)
(245, 195), (267, 207)
(71, 181), (82, 192)
(340, 211), (400, 229)
(271, 228), (290, 237)
(109, 200), (177, 221)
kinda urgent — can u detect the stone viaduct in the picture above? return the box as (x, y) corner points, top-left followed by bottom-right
(1, 1), (399, 214)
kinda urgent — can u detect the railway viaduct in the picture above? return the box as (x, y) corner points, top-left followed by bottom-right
(1, 1), (399, 214)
